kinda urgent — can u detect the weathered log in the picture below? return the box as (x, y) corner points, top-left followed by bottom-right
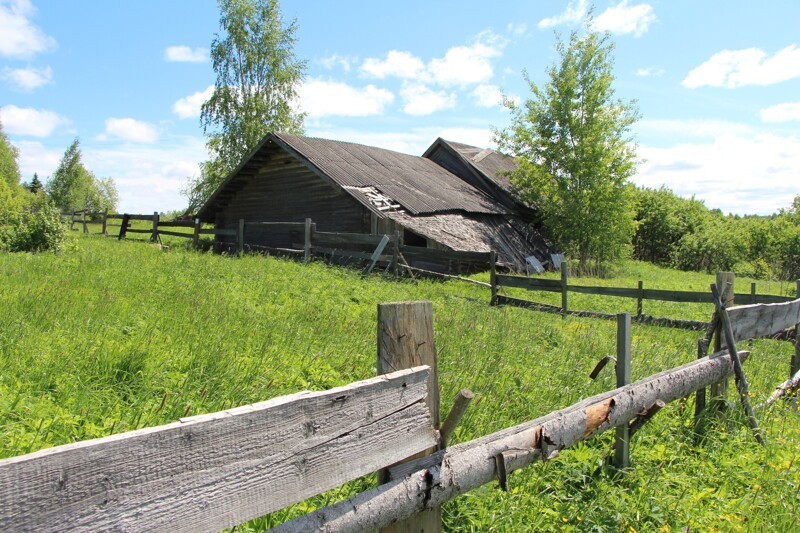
(273, 350), (749, 533)
(756, 368), (800, 409)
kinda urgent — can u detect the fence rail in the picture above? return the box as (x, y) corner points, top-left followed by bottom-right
(1, 296), (798, 532)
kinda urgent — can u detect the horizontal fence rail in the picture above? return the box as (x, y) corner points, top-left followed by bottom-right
(0, 367), (436, 532)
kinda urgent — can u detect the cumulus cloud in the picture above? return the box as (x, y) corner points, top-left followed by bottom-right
(471, 84), (505, 108)
(635, 131), (800, 215)
(164, 45), (208, 63)
(538, 0), (588, 29)
(0, 0), (56, 59)
(593, 1), (655, 37)
(400, 84), (456, 116)
(172, 85), (214, 119)
(298, 79), (394, 118)
(636, 118), (754, 139)
(318, 54), (356, 72)
(683, 44), (800, 89)
(760, 102), (800, 123)
(635, 66), (665, 77)
(0, 104), (66, 136)
(11, 139), (61, 179)
(104, 118), (159, 144)
(360, 50), (426, 80)
(2, 64), (51, 90)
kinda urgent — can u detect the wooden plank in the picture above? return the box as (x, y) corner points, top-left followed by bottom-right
(495, 275), (562, 292)
(125, 214), (158, 221)
(124, 228), (153, 234)
(158, 221), (196, 228)
(243, 221), (306, 229)
(0, 368), (436, 533)
(733, 293), (794, 305)
(363, 235), (390, 275)
(399, 246), (491, 264)
(711, 272), (735, 407)
(569, 285), (641, 298)
(727, 298), (800, 341)
(314, 231), (389, 246)
(106, 214), (125, 220)
(311, 246), (391, 262)
(157, 230), (194, 238)
(641, 288), (712, 303)
(377, 302), (441, 533)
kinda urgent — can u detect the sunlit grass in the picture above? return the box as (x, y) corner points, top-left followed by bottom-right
(1, 233), (798, 530)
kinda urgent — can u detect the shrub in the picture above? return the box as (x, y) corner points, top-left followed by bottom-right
(1, 197), (67, 253)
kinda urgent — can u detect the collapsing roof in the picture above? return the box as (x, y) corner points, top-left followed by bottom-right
(197, 132), (551, 271)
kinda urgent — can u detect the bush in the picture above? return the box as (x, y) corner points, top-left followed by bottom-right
(1, 198), (67, 253)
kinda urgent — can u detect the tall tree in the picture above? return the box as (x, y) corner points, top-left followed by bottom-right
(46, 139), (118, 212)
(498, 28), (639, 272)
(28, 173), (44, 194)
(0, 120), (21, 190)
(184, 0), (306, 212)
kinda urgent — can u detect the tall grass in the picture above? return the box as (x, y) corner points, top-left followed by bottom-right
(1, 234), (798, 530)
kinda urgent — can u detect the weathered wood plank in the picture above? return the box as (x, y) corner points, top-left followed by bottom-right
(124, 228), (153, 234)
(124, 214), (158, 221)
(641, 288), (711, 303)
(728, 299), (800, 341)
(495, 275), (562, 292)
(733, 293), (794, 305)
(569, 285), (641, 299)
(313, 231), (389, 246)
(275, 350), (750, 532)
(157, 229), (194, 238)
(0, 368), (436, 533)
(157, 221), (196, 228)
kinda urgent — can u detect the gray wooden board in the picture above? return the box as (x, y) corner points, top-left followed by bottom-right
(156, 230), (193, 238)
(123, 214), (158, 221)
(496, 274), (562, 292)
(123, 228), (153, 234)
(728, 299), (800, 341)
(733, 293), (794, 305)
(0, 367), (436, 533)
(569, 285), (641, 298)
(641, 288), (711, 303)
(157, 221), (196, 228)
(525, 256), (544, 274)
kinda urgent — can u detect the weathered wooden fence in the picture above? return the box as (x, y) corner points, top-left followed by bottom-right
(491, 262), (797, 331)
(61, 209), (110, 235)
(2, 297), (799, 532)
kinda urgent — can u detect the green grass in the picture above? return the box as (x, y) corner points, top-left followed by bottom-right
(1, 233), (799, 531)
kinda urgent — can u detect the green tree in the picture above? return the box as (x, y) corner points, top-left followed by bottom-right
(0, 120), (21, 190)
(184, 0), (306, 212)
(498, 28), (639, 273)
(28, 173), (44, 194)
(46, 139), (118, 213)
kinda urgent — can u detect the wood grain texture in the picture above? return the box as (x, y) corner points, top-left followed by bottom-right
(0, 368), (436, 533)
(728, 299), (800, 341)
(496, 274), (562, 292)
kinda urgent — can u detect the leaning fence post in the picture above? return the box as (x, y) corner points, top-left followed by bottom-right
(489, 251), (498, 305)
(377, 301), (441, 533)
(792, 280), (800, 378)
(561, 261), (569, 317)
(711, 272), (734, 411)
(303, 218), (312, 263)
(613, 313), (631, 469)
(151, 212), (160, 243)
(237, 219), (245, 256)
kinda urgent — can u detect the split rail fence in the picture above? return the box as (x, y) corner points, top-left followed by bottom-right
(2, 296), (799, 532)
(491, 261), (798, 332)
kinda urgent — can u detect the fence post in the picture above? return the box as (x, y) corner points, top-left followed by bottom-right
(751, 282), (756, 304)
(561, 261), (569, 317)
(304, 218), (312, 263)
(792, 280), (800, 378)
(151, 212), (160, 243)
(613, 313), (631, 469)
(118, 214), (129, 240)
(102, 209), (108, 236)
(82, 211), (88, 234)
(711, 271), (734, 411)
(237, 219), (245, 256)
(489, 251), (497, 305)
(637, 280), (644, 317)
(377, 301), (441, 533)
(193, 219), (201, 249)
(70, 210), (75, 231)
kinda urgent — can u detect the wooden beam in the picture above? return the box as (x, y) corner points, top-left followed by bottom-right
(0, 368), (436, 533)
(727, 298), (800, 342)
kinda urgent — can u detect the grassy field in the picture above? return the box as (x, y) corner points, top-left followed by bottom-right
(1, 232), (799, 531)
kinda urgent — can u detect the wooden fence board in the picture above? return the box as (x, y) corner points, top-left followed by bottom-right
(733, 293), (794, 305)
(157, 230), (194, 238)
(568, 285), (641, 298)
(0, 367), (436, 533)
(641, 288), (711, 303)
(157, 221), (196, 228)
(311, 246), (391, 262)
(313, 231), (389, 246)
(124, 214), (157, 221)
(124, 228), (153, 234)
(496, 275), (562, 292)
(728, 299), (800, 341)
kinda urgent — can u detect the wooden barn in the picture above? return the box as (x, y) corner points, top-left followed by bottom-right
(196, 132), (551, 272)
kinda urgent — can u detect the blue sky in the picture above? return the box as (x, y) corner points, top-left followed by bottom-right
(1, 0), (799, 215)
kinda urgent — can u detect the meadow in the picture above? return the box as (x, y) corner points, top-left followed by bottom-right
(1, 232), (799, 531)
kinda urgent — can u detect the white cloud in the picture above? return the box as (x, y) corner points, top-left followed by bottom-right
(360, 50), (426, 80)
(635, 66), (664, 77)
(299, 79), (394, 118)
(683, 44), (800, 89)
(173, 85), (214, 119)
(0, 104), (66, 136)
(2, 64), (51, 90)
(318, 53), (356, 72)
(593, 1), (655, 37)
(400, 84), (456, 116)
(304, 126), (495, 156)
(11, 139), (61, 179)
(0, 0), (56, 59)
(636, 119), (754, 139)
(104, 118), (159, 144)
(164, 45), (208, 63)
(636, 132), (800, 215)
(429, 34), (503, 87)
(760, 102), (800, 123)
(507, 23), (528, 36)
(538, 0), (588, 29)
(471, 84), (505, 108)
